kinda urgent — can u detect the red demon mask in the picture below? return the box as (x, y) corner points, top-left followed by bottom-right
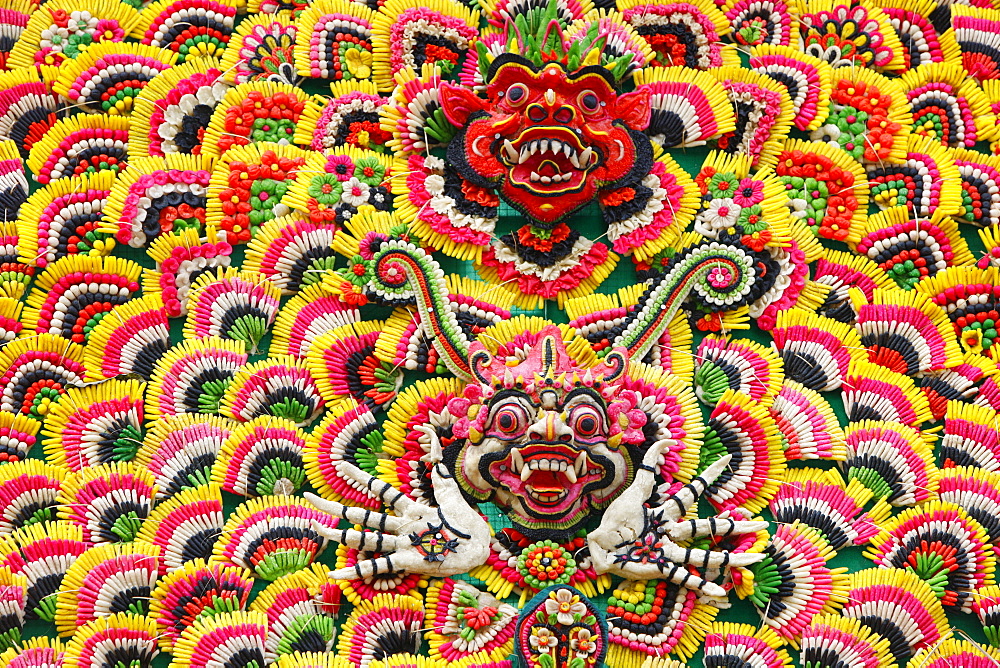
(440, 55), (652, 226)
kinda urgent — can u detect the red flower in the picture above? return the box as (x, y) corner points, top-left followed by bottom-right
(462, 606), (496, 630)
(696, 312), (723, 332)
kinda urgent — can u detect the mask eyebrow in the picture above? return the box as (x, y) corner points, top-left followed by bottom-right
(562, 386), (606, 409)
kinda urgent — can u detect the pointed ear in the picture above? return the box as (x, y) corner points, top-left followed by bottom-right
(613, 88), (651, 131)
(439, 83), (489, 127)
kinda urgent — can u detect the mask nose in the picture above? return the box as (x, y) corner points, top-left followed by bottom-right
(526, 100), (576, 124)
(527, 412), (573, 442)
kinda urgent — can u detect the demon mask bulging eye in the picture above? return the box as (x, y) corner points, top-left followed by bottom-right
(487, 397), (531, 439)
(505, 83), (528, 105)
(564, 393), (609, 443)
(578, 91), (600, 113)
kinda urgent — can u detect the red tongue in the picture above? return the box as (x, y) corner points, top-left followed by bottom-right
(528, 470), (562, 487)
(537, 161), (560, 177)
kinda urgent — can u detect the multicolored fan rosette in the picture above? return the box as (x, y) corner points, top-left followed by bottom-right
(213, 495), (337, 580)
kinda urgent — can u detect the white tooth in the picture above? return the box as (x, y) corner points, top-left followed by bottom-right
(564, 144), (572, 158)
(565, 463), (578, 484)
(539, 139), (548, 154)
(502, 139), (518, 162)
(519, 147), (530, 164)
(553, 174), (563, 183)
(575, 451), (587, 476)
(561, 173), (572, 181)
(579, 148), (593, 167)
(570, 153), (581, 169)
(530, 141), (538, 155)
(530, 171), (541, 182)
(539, 459), (550, 471)
(541, 175), (551, 183)
(511, 448), (523, 473)
(529, 460), (539, 470)
(521, 465), (532, 482)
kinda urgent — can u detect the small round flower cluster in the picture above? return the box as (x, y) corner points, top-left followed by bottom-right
(302, 154), (390, 224)
(695, 168), (771, 250)
(814, 79), (902, 163)
(516, 540), (578, 590)
(36, 9), (125, 65)
(775, 150), (859, 241)
(217, 151), (306, 243)
(218, 90), (306, 154)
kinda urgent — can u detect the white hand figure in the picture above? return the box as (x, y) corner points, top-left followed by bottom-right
(588, 442), (767, 598)
(305, 424), (492, 579)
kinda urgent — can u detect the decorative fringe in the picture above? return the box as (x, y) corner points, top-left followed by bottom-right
(55, 463), (157, 544)
(771, 308), (865, 391)
(842, 359), (933, 425)
(212, 414), (309, 496)
(269, 284), (360, 359)
(54, 541), (161, 636)
(799, 614), (893, 668)
(99, 154), (214, 248)
(21, 254), (141, 344)
(856, 287), (965, 375)
(40, 377), (145, 471)
(708, 66), (794, 167)
(26, 114), (129, 185)
(83, 294), (170, 381)
(694, 334), (783, 407)
(632, 67), (736, 149)
(52, 42), (177, 115)
(129, 57), (229, 159)
(702, 389), (785, 514)
(132, 0), (238, 62)
(135, 414), (233, 500)
(135, 484), (224, 571)
(867, 500), (995, 613)
(771, 379), (846, 461)
(702, 622), (791, 668)
(201, 81), (312, 157)
(213, 495), (336, 580)
(183, 268), (281, 353)
(770, 468), (889, 550)
(842, 419), (939, 506)
(148, 558), (253, 651)
(221, 356), (324, 426)
(841, 568), (948, 664)
(142, 228), (233, 317)
(749, 45), (832, 131)
(146, 336), (247, 420)
(748, 521), (849, 646)
(220, 13), (299, 85)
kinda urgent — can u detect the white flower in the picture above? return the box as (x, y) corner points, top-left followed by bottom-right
(340, 177), (371, 207)
(424, 173), (446, 195)
(40, 25), (70, 50)
(424, 155), (446, 172)
(700, 197), (740, 229)
(543, 588), (588, 625)
(529, 627), (558, 651)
